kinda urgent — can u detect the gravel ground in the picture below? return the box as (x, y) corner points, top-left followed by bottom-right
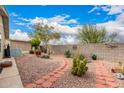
(16, 54), (123, 88)
(51, 59), (96, 88)
(102, 60), (124, 88)
(15, 54), (63, 86)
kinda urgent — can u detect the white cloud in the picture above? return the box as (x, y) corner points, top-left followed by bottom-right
(66, 19), (77, 24)
(49, 35), (79, 45)
(10, 7), (124, 43)
(89, 5), (124, 15)
(30, 17), (44, 24)
(49, 15), (77, 24)
(97, 21), (120, 33)
(18, 17), (31, 22)
(10, 14), (79, 44)
(29, 15), (80, 44)
(10, 29), (30, 41)
(14, 22), (25, 26)
(87, 5), (124, 42)
(10, 12), (18, 17)
(101, 6), (110, 12)
(30, 15), (78, 25)
(49, 15), (69, 23)
(96, 12), (124, 42)
(107, 6), (124, 15)
(116, 13), (124, 24)
(88, 6), (99, 13)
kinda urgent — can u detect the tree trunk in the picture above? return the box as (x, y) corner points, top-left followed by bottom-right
(45, 44), (48, 53)
(31, 45), (33, 50)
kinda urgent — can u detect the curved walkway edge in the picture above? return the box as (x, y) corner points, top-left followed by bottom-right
(25, 59), (69, 88)
(94, 60), (118, 88)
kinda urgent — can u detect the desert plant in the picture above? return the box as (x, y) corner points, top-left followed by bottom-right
(118, 62), (123, 67)
(118, 62), (124, 75)
(77, 60), (88, 76)
(78, 25), (117, 43)
(64, 50), (72, 58)
(79, 54), (85, 60)
(71, 53), (88, 77)
(92, 54), (97, 60)
(121, 67), (124, 75)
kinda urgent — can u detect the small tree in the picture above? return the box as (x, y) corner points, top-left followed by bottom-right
(78, 25), (117, 43)
(33, 23), (60, 53)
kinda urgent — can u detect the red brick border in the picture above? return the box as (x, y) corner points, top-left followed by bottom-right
(25, 59), (68, 88)
(94, 61), (118, 88)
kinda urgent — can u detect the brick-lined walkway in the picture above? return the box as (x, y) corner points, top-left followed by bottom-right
(95, 61), (118, 88)
(25, 59), (68, 88)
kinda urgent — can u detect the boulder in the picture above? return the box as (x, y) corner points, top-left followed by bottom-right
(0, 61), (12, 68)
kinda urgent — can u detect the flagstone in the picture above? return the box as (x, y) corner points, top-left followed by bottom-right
(41, 81), (52, 88)
(35, 79), (45, 85)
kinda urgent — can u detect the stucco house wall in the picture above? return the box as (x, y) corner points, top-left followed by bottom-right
(0, 15), (5, 58)
(0, 6), (9, 59)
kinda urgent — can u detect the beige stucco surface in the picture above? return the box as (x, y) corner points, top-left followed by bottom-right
(0, 6), (9, 59)
(10, 39), (124, 63)
(0, 14), (5, 59)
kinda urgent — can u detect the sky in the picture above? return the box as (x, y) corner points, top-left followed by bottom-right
(6, 5), (124, 44)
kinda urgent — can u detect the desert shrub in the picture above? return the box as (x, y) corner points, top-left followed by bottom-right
(117, 62), (124, 75)
(118, 62), (123, 67)
(71, 53), (88, 77)
(31, 38), (41, 50)
(92, 54), (97, 60)
(121, 70), (124, 75)
(64, 50), (72, 58)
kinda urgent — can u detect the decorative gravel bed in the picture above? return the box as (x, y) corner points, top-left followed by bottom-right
(15, 54), (62, 86)
(102, 60), (124, 88)
(16, 54), (119, 88)
(51, 59), (96, 88)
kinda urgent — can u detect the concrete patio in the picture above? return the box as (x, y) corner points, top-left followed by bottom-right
(0, 57), (23, 88)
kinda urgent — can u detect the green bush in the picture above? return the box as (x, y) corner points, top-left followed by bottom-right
(64, 50), (72, 58)
(92, 54), (97, 60)
(71, 54), (88, 77)
(31, 38), (41, 50)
